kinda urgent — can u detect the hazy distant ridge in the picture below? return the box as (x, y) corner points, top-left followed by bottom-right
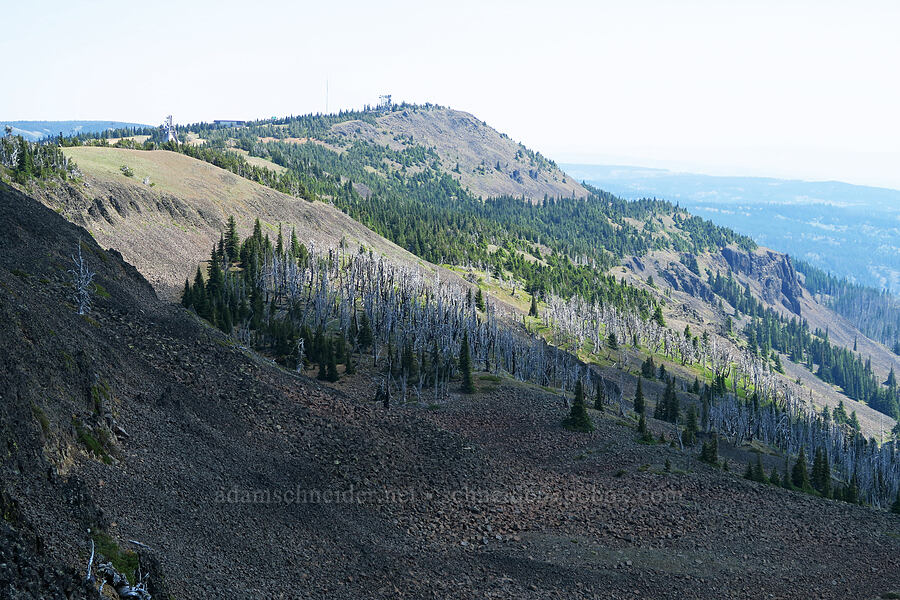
(564, 163), (900, 291)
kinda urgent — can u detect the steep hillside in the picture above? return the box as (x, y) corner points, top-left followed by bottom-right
(30, 122), (898, 434)
(36, 146), (437, 298)
(618, 247), (899, 436)
(328, 107), (588, 200)
(4, 183), (900, 599)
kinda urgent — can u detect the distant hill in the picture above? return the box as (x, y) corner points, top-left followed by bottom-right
(329, 107), (588, 200)
(2, 120), (150, 141)
(563, 163), (900, 291)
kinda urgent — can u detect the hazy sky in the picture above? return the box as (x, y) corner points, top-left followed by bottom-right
(4, 0), (900, 189)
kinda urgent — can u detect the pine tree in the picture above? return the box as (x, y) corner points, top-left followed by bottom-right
(663, 377), (679, 423)
(753, 453), (766, 483)
(637, 413), (650, 440)
(607, 332), (618, 350)
(682, 404), (698, 446)
(792, 448), (811, 491)
(192, 267), (208, 318)
(653, 393), (665, 421)
(358, 312), (373, 350)
(594, 379), (605, 411)
(844, 474), (860, 504)
(252, 217), (263, 244)
(769, 466), (781, 487)
(820, 448), (832, 497)
(563, 379), (594, 432)
(459, 330), (475, 394)
(475, 288), (485, 312)
(181, 278), (193, 308)
(641, 356), (656, 379)
(529, 295), (538, 317)
(326, 342), (340, 382)
(744, 461), (755, 480)
(699, 435), (718, 465)
(206, 246), (224, 300)
(225, 215), (240, 259)
(782, 457), (793, 490)
(317, 340), (329, 381)
(773, 353), (784, 374)
(834, 400), (848, 424)
(891, 489), (900, 514)
(652, 305), (666, 327)
(633, 377), (645, 414)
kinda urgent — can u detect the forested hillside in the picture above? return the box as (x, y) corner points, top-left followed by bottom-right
(9, 104), (899, 424)
(799, 260), (900, 353)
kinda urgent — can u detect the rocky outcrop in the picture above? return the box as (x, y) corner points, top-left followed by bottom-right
(721, 247), (803, 315)
(660, 262), (716, 303)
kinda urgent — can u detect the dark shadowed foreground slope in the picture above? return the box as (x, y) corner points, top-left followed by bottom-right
(1, 182), (899, 598)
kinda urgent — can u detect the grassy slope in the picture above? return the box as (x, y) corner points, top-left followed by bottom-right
(51, 147), (443, 298)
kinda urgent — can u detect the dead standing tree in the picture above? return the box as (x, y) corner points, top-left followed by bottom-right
(69, 241), (95, 315)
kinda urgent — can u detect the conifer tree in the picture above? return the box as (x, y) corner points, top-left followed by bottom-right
(845, 474), (860, 504)
(663, 377), (679, 423)
(641, 356), (656, 379)
(769, 466), (781, 487)
(358, 313), (373, 350)
(181, 278), (193, 308)
(782, 457), (793, 490)
(891, 489), (900, 514)
(318, 341), (329, 381)
(792, 448), (811, 490)
(607, 332), (618, 350)
(192, 267), (208, 318)
(529, 294), (538, 317)
(225, 215), (239, 259)
(326, 342), (340, 382)
(252, 217), (263, 244)
(773, 353), (784, 374)
(459, 330), (475, 393)
(653, 305), (666, 327)
(633, 377), (645, 414)
(475, 288), (485, 312)
(206, 246), (224, 300)
(753, 453), (766, 483)
(682, 404), (698, 446)
(594, 379), (605, 411)
(849, 411), (861, 432)
(563, 379), (594, 432)
(744, 461), (755, 480)
(637, 413), (650, 440)
(699, 435), (718, 465)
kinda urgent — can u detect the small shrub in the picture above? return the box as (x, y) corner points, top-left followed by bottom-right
(31, 404), (49, 435)
(93, 282), (111, 299)
(92, 531), (139, 584)
(120, 165), (134, 177)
